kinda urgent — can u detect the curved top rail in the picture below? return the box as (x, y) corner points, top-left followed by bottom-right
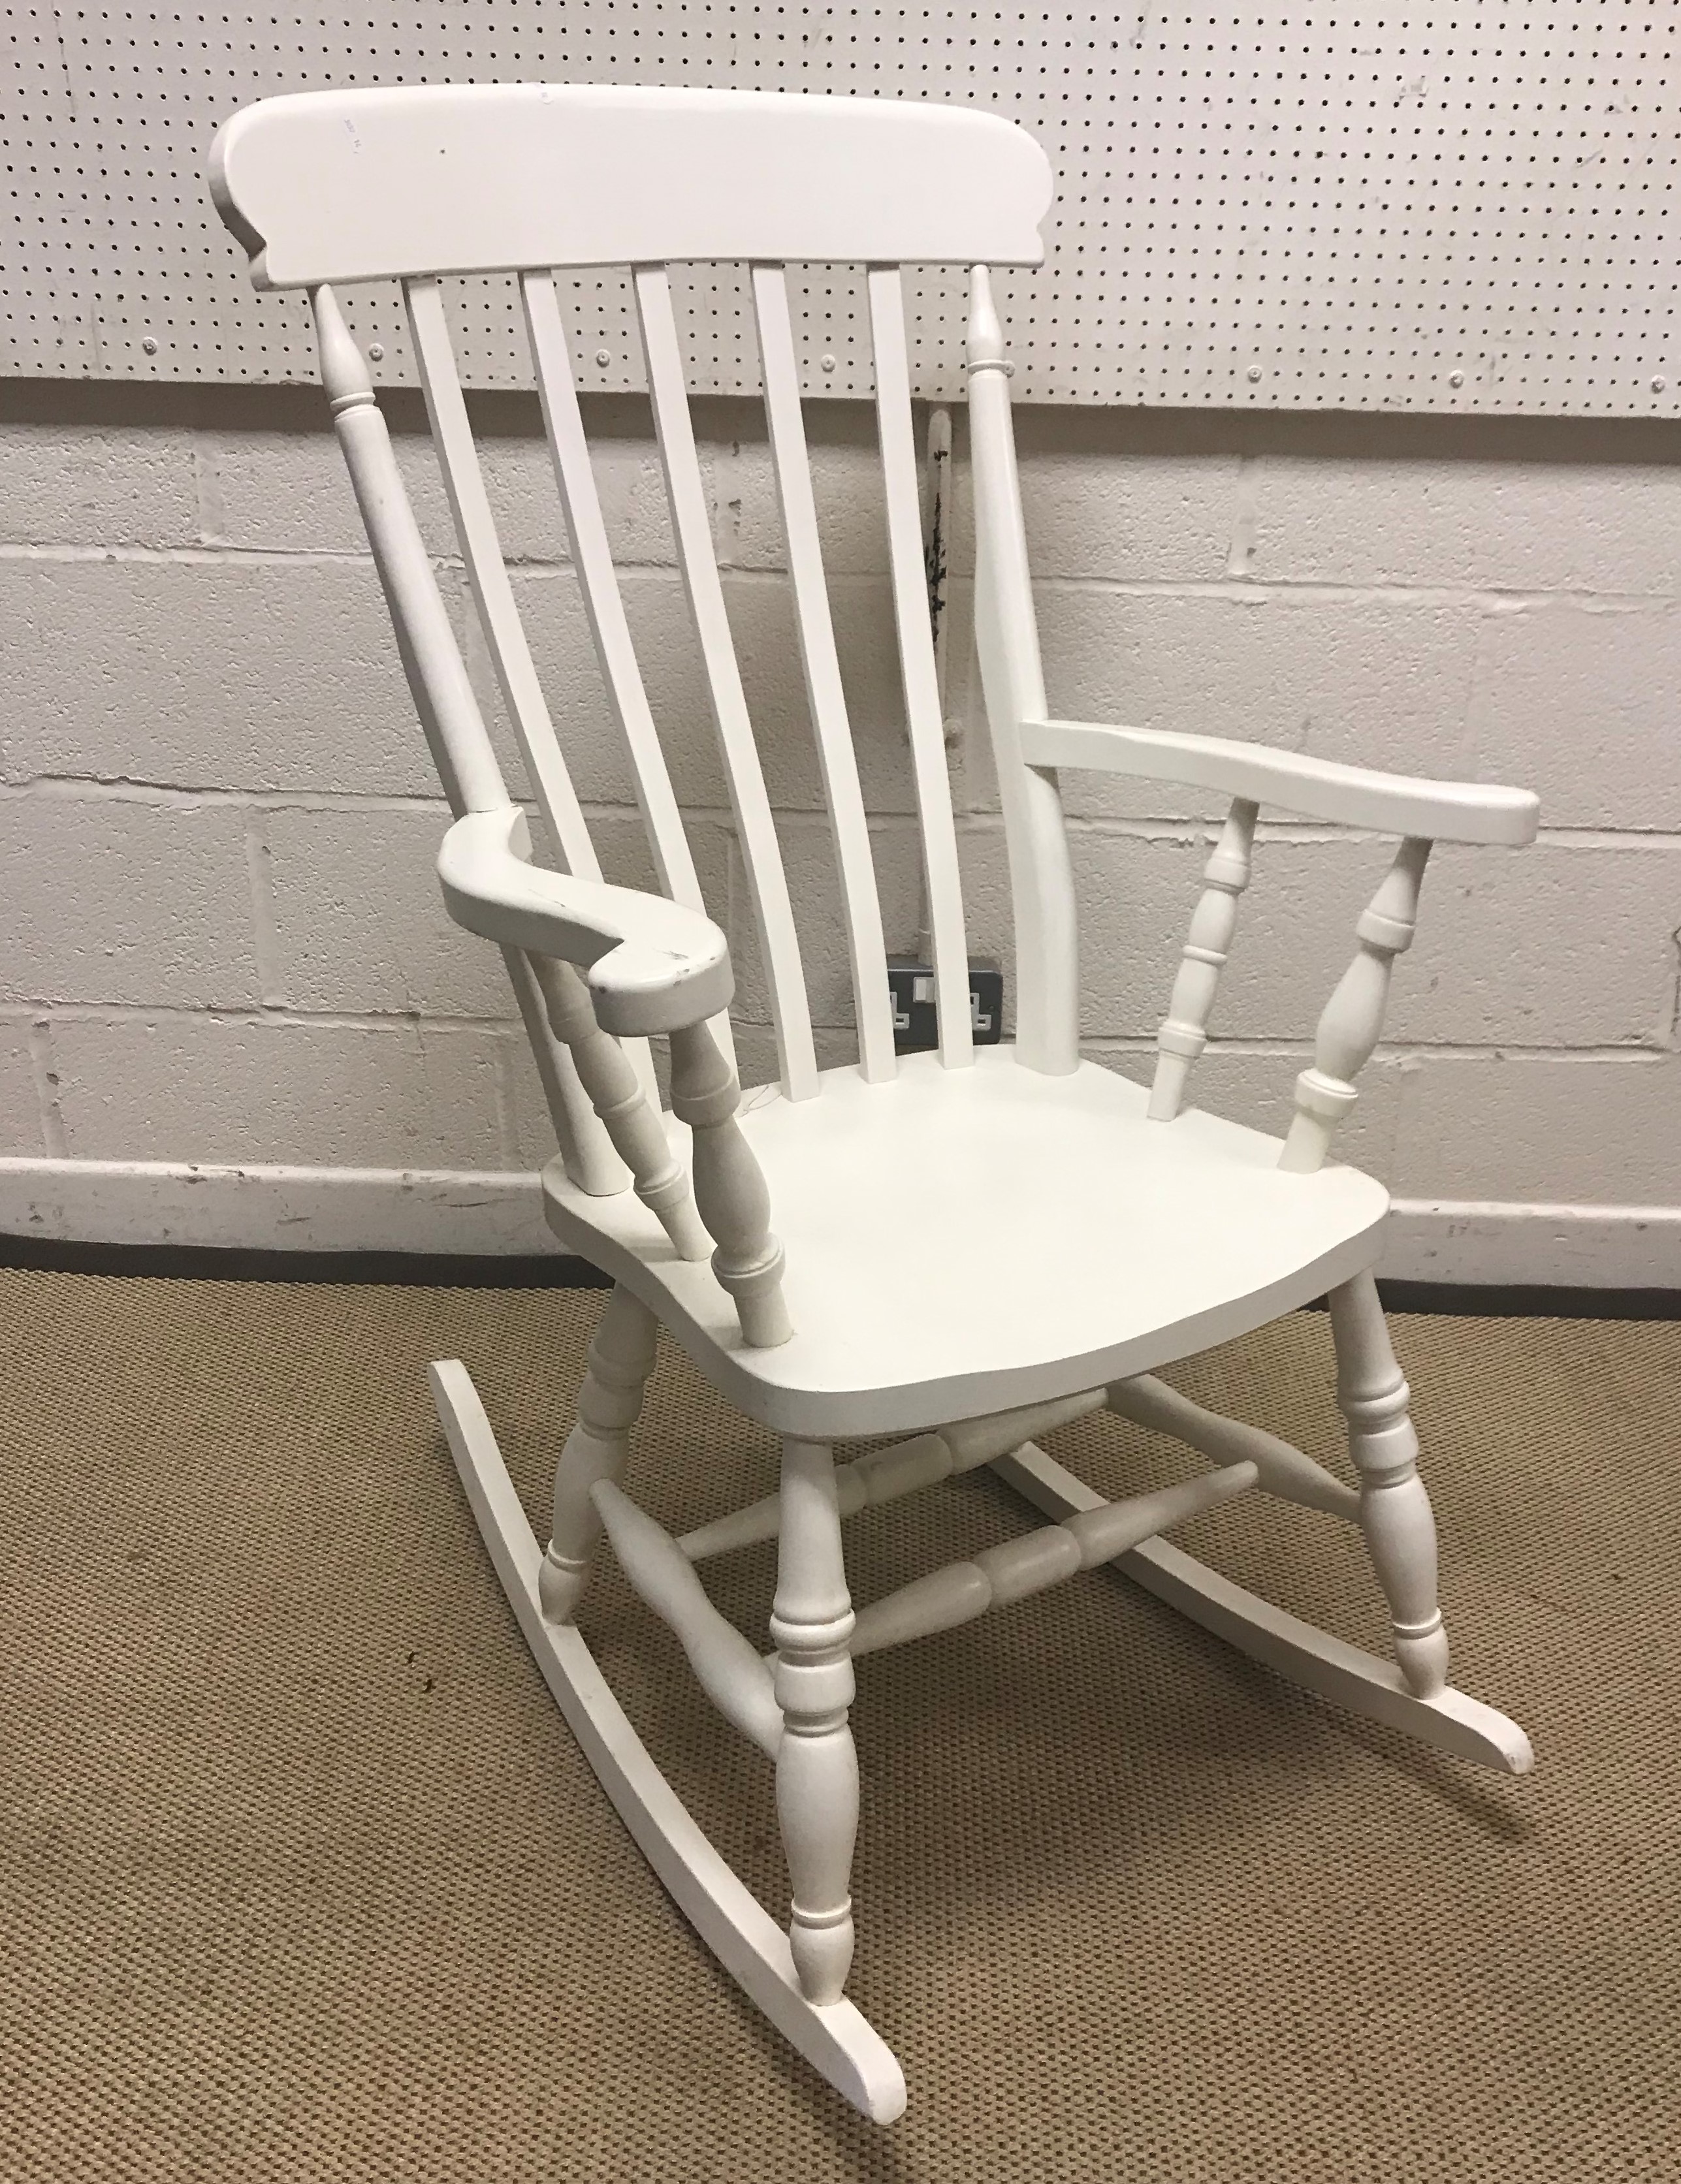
(209, 84), (1055, 290)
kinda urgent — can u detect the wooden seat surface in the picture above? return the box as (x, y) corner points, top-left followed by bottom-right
(541, 1047), (1388, 1438)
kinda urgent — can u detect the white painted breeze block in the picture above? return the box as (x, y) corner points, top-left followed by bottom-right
(0, 1023), (45, 1156)
(44, 1017), (515, 1169)
(3, 396), (1677, 1280)
(0, 793), (257, 1008)
(0, 421), (200, 548)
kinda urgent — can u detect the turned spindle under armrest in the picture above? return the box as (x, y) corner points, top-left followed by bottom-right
(670, 1020), (793, 1348)
(1280, 835), (1431, 1173)
(1020, 714), (1541, 1170)
(1148, 796), (1258, 1121)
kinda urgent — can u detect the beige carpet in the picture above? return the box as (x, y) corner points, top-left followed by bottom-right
(2, 1267), (1678, 2181)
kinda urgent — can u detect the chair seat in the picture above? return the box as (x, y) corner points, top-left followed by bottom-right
(541, 1046), (1388, 1440)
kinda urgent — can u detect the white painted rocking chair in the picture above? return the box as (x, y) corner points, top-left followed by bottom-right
(210, 85), (1539, 2123)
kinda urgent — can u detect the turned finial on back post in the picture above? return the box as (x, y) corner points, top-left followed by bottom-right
(966, 263), (1011, 376)
(1281, 835), (1432, 1173)
(312, 284), (376, 413)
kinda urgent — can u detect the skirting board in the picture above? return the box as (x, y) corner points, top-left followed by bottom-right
(0, 1157), (563, 1258)
(0, 1158), (1676, 1286)
(1383, 1199), (1680, 1287)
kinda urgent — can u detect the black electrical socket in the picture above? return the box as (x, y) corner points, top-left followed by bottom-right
(886, 957), (1004, 1054)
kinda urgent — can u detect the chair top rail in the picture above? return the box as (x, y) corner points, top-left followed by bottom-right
(635, 262), (819, 1103)
(209, 85), (1053, 291)
(1022, 718), (1541, 847)
(406, 277), (601, 880)
(750, 264), (897, 1085)
(869, 266), (974, 1069)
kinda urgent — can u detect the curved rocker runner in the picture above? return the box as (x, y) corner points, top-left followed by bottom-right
(211, 82), (1538, 2123)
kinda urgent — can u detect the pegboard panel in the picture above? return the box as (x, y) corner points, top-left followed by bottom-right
(3, 3), (1676, 412)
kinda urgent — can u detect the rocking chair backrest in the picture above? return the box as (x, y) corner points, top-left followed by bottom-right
(209, 85), (1074, 1132)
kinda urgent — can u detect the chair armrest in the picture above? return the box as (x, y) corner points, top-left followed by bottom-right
(1020, 718), (1539, 847)
(438, 806), (733, 1036)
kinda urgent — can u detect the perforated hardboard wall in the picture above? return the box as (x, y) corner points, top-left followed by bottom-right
(5, 3), (1677, 411)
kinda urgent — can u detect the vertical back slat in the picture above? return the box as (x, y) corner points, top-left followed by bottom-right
(404, 276), (601, 885)
(520, 272), (704, 914)
(634, 263), (819, 1102)
(521, 269), (735, 1073)
(866, 266), (974, 1070)
(750, 264), (897, 1084)
(407, 276), (661, 1106)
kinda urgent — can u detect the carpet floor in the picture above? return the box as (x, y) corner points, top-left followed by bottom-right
(2, 1267), (1678, 2181)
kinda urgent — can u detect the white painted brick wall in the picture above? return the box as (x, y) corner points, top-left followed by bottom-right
(1465, 603), (1681, 828)
(261, 801), (515, 1017)
(0, 422), (200, 548)
(1236, 451), (1681, 593)
(0, 791), (257, 1006)
(48, 1015), (513, 1167)
(200, 411), (686, 565)
(1, 388), (1676, 1273)
(0, 1021), (45, 1154)
(0, 556), (435, 794)
(1033, 588), (1487, 783)
(1392, 1051), (1680, 1202)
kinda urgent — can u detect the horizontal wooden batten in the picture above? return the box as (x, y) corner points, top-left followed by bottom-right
(593, 1478), (784, 1758)
(1106, 1376), (1359, 1521)
(846, 1463), (1258, 1658)
(679, 1387), (1109, 1562)
(4, 1218), (1673, 1309)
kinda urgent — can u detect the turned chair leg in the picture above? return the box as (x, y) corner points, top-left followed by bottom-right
(1329, 1271), (1450, 1699)
(538, 1284), (659, 1624)
(769, 1437), (859, 2004)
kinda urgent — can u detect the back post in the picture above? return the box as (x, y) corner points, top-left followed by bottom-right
(965, 266), (1080, 1075)
(309, 283), (624, 1195)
